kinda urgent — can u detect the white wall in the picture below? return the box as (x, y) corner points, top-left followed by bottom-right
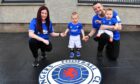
(0, 6), (39, 23)
(0, 0), (140, 25)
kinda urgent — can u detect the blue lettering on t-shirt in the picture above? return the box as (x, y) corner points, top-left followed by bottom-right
(67, 22), (83, 36)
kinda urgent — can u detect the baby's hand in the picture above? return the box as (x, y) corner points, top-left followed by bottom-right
(82, 36), (89, 42)
(114, 26), (117, 30)
(82, 36), (85, 41)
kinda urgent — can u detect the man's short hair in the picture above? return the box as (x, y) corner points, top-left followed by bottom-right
(93, 2), (98, 5)
(93, 2), (103, 7)
(105, 8), (113, 13)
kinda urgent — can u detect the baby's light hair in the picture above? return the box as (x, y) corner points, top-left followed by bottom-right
(105, 8), (113, 13)
(72, 11), (78, 16)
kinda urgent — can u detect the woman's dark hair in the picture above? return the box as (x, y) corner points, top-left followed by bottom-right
(36, 5), (50, 33)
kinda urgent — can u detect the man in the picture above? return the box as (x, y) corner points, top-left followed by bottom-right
(84, 3), (122, 60)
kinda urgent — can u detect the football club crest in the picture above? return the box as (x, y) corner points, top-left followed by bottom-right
(39, 59), (101, 84)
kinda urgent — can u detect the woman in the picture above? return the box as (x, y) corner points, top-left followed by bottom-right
(29, 6), (61, 67)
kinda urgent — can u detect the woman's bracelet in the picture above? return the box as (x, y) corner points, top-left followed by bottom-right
(88, 35), (91, 38)
(59, 33), (61, 37)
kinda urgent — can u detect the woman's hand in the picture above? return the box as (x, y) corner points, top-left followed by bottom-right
(42, 39), (49, 45)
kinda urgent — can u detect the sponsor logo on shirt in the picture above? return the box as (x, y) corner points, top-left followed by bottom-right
(43, 30), (48, 34)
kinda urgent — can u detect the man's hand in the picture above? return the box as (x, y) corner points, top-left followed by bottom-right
(83, 35), (90, 42)
(60, 32), (66, 37)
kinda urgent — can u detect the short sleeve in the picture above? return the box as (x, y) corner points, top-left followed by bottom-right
(92, 15), (101, 29)
(67, 23), (71, 29)
(113, 10), (121, 23)
(79, 23), (83, 29)
(92, 16), (97, 28)
(49, 21), (54, 33)
(112, 18), (118, 25)
(29, 18), (36, 32)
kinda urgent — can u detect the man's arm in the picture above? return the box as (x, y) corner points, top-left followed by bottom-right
(81, 29), (85, 37)
(88, 28), (96, 37)
(115, 13), (122, 30)
(117, 23), (122, 30)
